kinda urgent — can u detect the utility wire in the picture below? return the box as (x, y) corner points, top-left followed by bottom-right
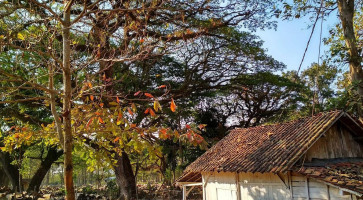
(297, 0), (324, 74)
(312, 1), (325, 116)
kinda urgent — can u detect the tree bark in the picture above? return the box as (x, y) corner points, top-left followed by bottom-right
(62, 1), (75, 199)
(0, 151), (19, 191)
(113, 152), (136, 200)
(0, 167), (10, 187)
(27, 147), (63, 192)
(337, 0), (363, 118)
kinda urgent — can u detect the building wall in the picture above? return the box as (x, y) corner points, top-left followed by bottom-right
(202, 172), (360, 200)
(290, 172), (357, 200)
(202, 172), (290, 200)
(305, 123), (363, 162)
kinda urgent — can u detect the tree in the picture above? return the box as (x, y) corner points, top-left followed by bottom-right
(1, 1), (281, 199)
(280, 0), (363, 118)
(300, 61), (339, 114)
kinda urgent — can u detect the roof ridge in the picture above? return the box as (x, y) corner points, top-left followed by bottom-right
(233, 110), (343, 132)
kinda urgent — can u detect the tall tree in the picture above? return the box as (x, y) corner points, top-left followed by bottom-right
(280, 0), (363, 118)
(0, 1), (280, 199)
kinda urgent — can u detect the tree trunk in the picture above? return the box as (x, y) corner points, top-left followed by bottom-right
(113, 152), (136, 200)
(337, 0), (363, 118)
(27, 147), (63, 192)
(62, 1), (75, 199)
(0, 151), (19, 191)
(0, 165), (10, 187)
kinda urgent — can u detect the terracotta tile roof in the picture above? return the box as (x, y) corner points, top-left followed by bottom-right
(295, 161), (363, 196)
(177, 110), (363, 182)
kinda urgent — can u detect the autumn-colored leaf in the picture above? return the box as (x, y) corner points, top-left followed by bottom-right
(98, 117), (104, 124)
(90, 95), (94, 101)
(116, 96), (120, 103)
(88, 82), (92, 88)
(103, 73), (106, 81)
(154, 101), (161, 112)
(157, 85), (166, 89)
(186, 124), (191, 129)
(149, 109), (156, 117)
(95, 112), (101, 116)
(140, 38), (145, 43)
(131, 103), (137, 112)
(144, 93), (154, 98)
(144, 108), (150, 114)
(113, 137), (120, 143)
(100, 103), (104, 107)
(174, 130), (180, 138)
(26, 134), (32, 140)
(160, 128), (167, 135)
(128, 107), (133, 115)
(170, 98), (177, 112)
(198, 124), (206, 130)
(134, 91), (142, 96)
(131, 124), (137, 128)
(86, 117), (94, 129)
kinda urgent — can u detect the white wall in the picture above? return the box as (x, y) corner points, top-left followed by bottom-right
(239, 172), (290, 200)
(201, 172), (359, 200)
(202, 172), (238, 200)
(202, 172), (290, 200)
(291, 173), (354, 200)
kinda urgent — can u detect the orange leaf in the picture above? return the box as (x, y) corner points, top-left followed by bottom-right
(128, 107), (133, 115)
(90, 95), (94, 101)
(86, 117), (94, 129)
(144, 108), (150, 114)
(95, 112), (101, 116)
(140, 38), (145, 43)
(170, 98), (177, 112)
(116, 97), (120, 103)
(157, 85), (166, 89)
(149, 109), (156, 117)
(103, 74), (106, 81)
(144, 93), (154, 98)
(98, 117), (104, 124)
(186, 124), (191, 129)
(198, 124), (206, 130)
(160, 128), (167, 135)
(99, 103), (104, 107)
(131, 124), (137, 128)
(26, 134), (32, 140)
(118, 112), (123, 119)
(134, 91), (142, 96)
(113, 137), (120, 143)
(88, 82), (92, 88)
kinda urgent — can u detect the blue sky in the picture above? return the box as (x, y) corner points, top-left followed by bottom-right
(255, 14), (339, 72)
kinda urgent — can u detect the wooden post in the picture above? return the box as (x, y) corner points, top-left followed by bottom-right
(305, 177), (310, 200)
(182, 185), (186, 200)
(326, 185), (330, 200)
(203, 173), (211, 200)
(288, 172), (293, 200)
(235, 173), (241, 200)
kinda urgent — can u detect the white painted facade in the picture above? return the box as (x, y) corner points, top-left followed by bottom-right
(200, 172), (360, 200)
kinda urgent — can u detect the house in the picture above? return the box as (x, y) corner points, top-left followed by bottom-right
(176, 111), (363, 200)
